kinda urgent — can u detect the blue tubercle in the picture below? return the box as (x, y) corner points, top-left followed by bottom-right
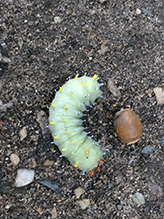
(100, 83), (104, 86)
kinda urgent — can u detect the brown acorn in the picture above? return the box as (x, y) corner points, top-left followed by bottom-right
(114, 109), (142, 144)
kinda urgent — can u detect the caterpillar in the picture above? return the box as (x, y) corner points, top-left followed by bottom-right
(48, 74), (104, 174)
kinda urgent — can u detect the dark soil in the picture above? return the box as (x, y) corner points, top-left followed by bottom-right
(0, 0), (164, 218)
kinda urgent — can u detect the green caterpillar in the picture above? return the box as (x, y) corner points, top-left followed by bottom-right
(49, 74), (104, 174)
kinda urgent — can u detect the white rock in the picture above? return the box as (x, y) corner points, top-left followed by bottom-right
(153, 87), (164, 105)
(5, 204), (12, 209)
(132, 192), (145, 205)
(15, 169), (35, 187)
(54, 16), (62, 24)
(100, 0), (106, 3)
(136, 8), (141, 15)
(77, 199), (90, 210)
(10, 153), (20, 166)
(50, 206), (57, 219)
(107, 79), (121, 97)
(19, 127), (27, 141)
(74, 187), (85, 199)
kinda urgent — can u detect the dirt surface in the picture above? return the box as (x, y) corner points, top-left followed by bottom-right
(0, 0), (164, 218)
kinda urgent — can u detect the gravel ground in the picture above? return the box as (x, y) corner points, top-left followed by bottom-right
(0, 0), (164, 218)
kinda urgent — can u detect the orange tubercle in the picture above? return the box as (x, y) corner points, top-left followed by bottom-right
(96, 166), (101, 171)
(98, 160), (103, 166)
(89, 170), (94, 176)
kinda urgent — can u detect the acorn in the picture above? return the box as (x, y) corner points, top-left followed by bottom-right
(114, 109), (142, 144)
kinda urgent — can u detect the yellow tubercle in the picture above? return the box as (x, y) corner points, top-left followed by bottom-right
(60, 87), (62, 92)
(71, 92), (73, 97)
(62, 148), (66, 151)
(51, 103), (55, 107)
(54, 136), (58, 139)
(64, 105), (67, 109)
(72, 140), (75, 143)
(82, 81), (85, 86)
(50, 121), (54, 124)
(63, 118), (66, 122)
(65, 130), (69, 133)
(74, 162), (78, 168)
(85, 150), (89, 155)
(75, 74), (79, 79)
(93, 74), (98, 79)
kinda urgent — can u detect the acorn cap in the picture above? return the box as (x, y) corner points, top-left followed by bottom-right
(114, 109), (142, 144)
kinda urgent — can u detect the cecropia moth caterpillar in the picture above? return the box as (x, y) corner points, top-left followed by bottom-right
(49, 74), (104, 174)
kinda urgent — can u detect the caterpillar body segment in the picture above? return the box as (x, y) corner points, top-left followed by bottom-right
(49, 75), (103, 172)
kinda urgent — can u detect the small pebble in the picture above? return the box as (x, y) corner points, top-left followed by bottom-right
(99, 0), (106, 3)
(43, 159), (54, 167)
(77, 199), (90, 210)
(153, 87), (164, 105)
(136, 8), (141, 15)
(5, 204), (12, 210)
(162, 136), (164, 147)
(38, 179), (62, 194)
(147, 182), (163, 198)
(141, 146), (155, 155)
(10, 153), (20, 166)
(108, 183), (112, 189)
(54, 16), (62, 24)
(141, 8), (153, 18)
(30, 135), (39, 142)
(36, 111), (49, 138)
(19, 127), (27, 141)
(28, 158), (37, 168)
(132, 192), (145, 205)
(74, 187), (85, 199)
(99, 40), (111, 55)
(15, 169), (35, 187)
(0, 100), (7, 112)
(51, 206), (57, 219)
(107, 79), (121, 97)
(117, 204), (122, 210)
